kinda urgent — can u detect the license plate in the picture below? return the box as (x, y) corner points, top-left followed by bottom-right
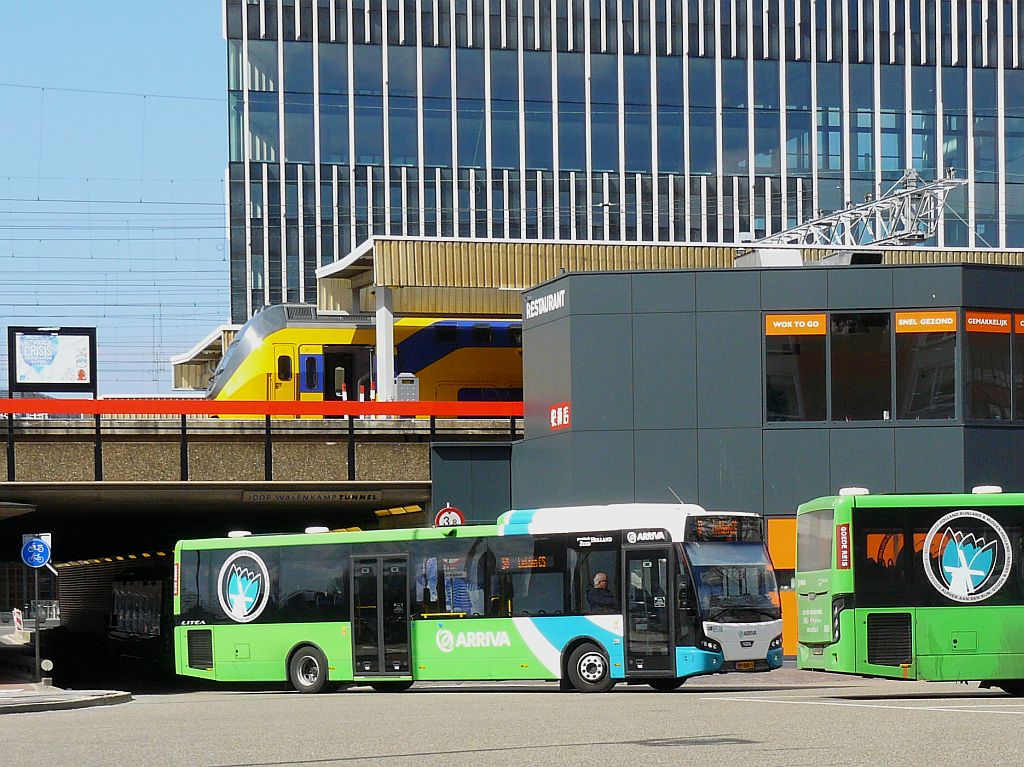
(736, 660), (756, 670)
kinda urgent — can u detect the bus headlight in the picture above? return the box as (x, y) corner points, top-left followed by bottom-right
(699, 638), (722, 653)
(832, 595), (849, 643)
(769, 635), (783, 649)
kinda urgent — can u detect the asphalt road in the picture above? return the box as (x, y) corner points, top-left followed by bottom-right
(4, 667), (1022, 766)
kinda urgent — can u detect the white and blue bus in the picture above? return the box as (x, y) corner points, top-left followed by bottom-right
(175, 503), (782, 693)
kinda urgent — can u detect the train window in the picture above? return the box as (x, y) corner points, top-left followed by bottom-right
(277, 354), (293, 381)
(304, 357), (319, 390)
(509, 325), (522, 345)
(472, 324), (492, 343)
(333, 367), (346, 398)
(434, 324), (458, 343)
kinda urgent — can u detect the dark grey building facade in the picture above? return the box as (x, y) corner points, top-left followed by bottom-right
(511, 263), (1024, 517)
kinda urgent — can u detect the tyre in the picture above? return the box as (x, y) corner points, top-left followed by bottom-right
(288, 645), (329, 693)
(369, 681), (414, 693)
(998, 680), (1024, 696)
(648, 677), (685, 692)
(566, 643), (615, 693)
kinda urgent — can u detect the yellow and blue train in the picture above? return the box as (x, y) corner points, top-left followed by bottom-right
(208, 305), (523, 404)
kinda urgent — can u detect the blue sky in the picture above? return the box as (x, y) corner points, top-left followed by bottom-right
(0, 3), (228, 394)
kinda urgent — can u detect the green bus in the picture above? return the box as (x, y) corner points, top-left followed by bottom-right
(796, 487), (1024, 694)
(174, 503), (783, 693)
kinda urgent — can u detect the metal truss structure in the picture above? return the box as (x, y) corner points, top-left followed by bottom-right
(753, 169), (968, 249)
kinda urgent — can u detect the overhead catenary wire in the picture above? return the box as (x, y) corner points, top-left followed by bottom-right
(0, 81), (225, 103)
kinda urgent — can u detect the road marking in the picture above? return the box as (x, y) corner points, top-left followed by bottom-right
(921, 702), (1024, 709)
(707, 694), (1024, 715)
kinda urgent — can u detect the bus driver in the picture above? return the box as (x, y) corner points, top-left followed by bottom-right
(586, 572), (619, 614)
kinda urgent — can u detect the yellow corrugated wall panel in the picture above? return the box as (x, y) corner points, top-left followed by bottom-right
(391, 287), (519, 315)
(882, 249), (1024, 265)
(773, 248), (1024, 267)
(369, 238), (1024, 293)
(372, 239), (741, 289)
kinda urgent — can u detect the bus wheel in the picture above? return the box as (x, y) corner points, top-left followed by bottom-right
(648, 678), (685, 692)
(289, 646), (329, 693)
(369, 681), (414, 693)
(567, 643), (615, 693)
(998, 680), (1024, 696)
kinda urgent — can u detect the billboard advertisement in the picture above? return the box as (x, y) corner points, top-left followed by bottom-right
(7, 326), (97, 394)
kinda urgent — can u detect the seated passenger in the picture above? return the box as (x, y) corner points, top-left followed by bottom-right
(586, 572), (619, 614)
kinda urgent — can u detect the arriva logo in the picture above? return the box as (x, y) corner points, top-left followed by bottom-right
(435, 627), (512, 653)
(626, 530), (667, 544)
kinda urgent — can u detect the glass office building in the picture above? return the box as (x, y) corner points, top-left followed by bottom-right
(225, 0), (1024, 321)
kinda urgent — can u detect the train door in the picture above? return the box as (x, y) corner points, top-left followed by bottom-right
(623, 546), (675, 677)
(324, 346), (372, 401)
(272, 344), (297, 401)
(350, 556), (411, 676)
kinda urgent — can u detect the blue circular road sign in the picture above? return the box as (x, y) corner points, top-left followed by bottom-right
(21, 538), (50, 569)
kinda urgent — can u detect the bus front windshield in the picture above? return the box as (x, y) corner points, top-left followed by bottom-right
(684, 542), (781, 623)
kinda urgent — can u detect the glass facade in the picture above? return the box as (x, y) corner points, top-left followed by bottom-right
(225, 0), (1024, 321)
(764, 309), (1024, 424)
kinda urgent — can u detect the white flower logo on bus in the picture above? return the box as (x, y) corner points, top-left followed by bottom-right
(922, 510), (1012, 603)
(217, 550), (271, 622)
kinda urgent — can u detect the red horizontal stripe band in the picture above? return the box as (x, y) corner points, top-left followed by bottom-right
(0, 399), (524, 418)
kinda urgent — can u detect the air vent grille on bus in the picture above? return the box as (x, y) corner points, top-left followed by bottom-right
(285, 305), (317, 321)
(866, 613), (912, 666)
(187, 629), (214, 670)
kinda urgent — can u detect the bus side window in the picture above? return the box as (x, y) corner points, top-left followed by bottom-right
(277, 354), (293, 381)
(411, 539), (490, 617)
(411, 554), (442, 615)
(572, 546), (619, 615)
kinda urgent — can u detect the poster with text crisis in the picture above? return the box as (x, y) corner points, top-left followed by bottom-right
(14, 332), (92, 385)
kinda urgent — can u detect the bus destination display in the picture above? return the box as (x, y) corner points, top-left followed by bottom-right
(499, 555), (550, 571)
(687, 515), (763, 542)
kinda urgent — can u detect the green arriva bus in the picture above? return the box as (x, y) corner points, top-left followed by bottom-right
(174, 503), (783, 693)
(796, 487), (1024, 695)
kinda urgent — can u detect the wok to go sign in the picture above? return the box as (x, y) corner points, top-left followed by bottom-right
(764, 314), (826, 335)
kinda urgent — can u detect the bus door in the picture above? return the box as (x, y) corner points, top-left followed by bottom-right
(623, 546), (675, 676)
(272, 343), (297, 401)
(351, 556), (411, 676)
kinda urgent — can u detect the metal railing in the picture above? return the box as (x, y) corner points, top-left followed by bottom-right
(0, 399), (524, 483)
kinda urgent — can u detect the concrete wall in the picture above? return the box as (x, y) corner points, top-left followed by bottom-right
(1, 434), (429, 484)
